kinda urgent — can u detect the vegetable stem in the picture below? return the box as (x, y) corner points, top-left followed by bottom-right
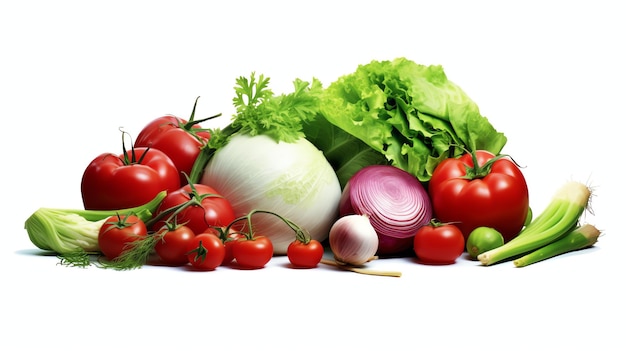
(223, 209), (308, 241)
(188, 123), (241, 183)
(513, 224), (600, 267)
(144, 182), (223, 229)
(321, 258), (402, 277)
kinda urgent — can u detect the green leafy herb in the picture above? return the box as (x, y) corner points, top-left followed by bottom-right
(230, 72), (322, 142)
(189, 72), (323, 183)
(96, 234), (161, 270)
(57, 250), (92, 268)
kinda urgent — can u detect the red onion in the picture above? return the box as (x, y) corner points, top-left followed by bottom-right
(339, 165), (432, 255)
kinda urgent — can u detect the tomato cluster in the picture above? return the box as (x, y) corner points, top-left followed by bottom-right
(97, 211), (321, 270)
(83, 100), (327, 272)
(93, 172), (280, 270)
(81, 99), (213, 211)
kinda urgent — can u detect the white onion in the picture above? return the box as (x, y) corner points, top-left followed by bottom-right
(329, 214), (379, 266)
(200, 134), (341, 254)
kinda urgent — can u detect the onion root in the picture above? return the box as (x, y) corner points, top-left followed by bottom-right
(320, 258), (402, 277)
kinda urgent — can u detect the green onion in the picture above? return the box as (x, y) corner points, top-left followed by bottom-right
(513, 224), (600, 267)
(477, 181), (591, 266)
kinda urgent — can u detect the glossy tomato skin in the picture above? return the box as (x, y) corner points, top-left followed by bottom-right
(98, 215), (148, 261)
(287, 239), (324, 268)
(200, 227), (243, 266)
(232, 236), (274, 269)
(154, 225), (196, 266)
(152, 184), (235, 235)
(186, 233), (225, 271)
(429, 150), (529, 242)
(135, 116), (210, 185)
(219, 231), (245, 266)
(81, 148), (180, 210)
(413, 223), (465, 264)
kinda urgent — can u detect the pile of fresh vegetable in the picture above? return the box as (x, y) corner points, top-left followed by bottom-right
(24, 57), (601, 274)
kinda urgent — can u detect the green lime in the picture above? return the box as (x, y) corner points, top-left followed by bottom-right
(466, 227), (504, 260)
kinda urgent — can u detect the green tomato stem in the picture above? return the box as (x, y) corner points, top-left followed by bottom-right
(223, 209), (307, 242)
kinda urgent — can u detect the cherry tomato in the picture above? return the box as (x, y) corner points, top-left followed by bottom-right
(429, 150), (529, 242)
(134, 98), (217, 185)
(287, 239), (324, 268)
(98, 214), (148, 261)
(413, 222), (465, 264)
(186, 233), (226, 271)
(232, 236), (274, 269)
(154, 225), (196, 266)
(222, 232), (246, 266)
(152, 183), (235, 235)
(81, 147), (180, 210)
(201, 227), (243, 266)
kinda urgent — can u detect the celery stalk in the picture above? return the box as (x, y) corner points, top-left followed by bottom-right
(24, 191), (166, 254)
(513, 224), (600, 267)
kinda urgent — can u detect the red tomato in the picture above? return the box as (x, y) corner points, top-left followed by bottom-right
(98, 214), (148, 261)
(81, 147), (180, 210)
(413, 223), (465, 264)
(134, 99), (216, 185)
(152, 183), (236, 235)
(186, 233), (226, 271)
(287, 239), (324, 268)
(429, 150), (529, 242)
(200, 227), (243, 266)
(220, 232), (246, 266)
(232, 236), (274, 269)
(154, 225), (196, 266)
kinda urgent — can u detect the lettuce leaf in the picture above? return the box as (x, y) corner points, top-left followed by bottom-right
(302, 113), (388, 188)
(310, 57), (507, 183)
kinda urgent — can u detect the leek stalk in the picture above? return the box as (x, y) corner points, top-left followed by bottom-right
(513, 224), (600, 267)
(477, 181), (591, 266)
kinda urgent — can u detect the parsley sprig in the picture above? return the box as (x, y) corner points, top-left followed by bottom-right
(189, 72), (323, 183)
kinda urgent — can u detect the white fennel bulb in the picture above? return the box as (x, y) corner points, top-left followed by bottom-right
(200, 133), (341, 254)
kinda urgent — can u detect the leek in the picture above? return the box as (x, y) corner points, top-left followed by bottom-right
(477, 181), (591, 266)
(513, 224), (600, 267)
(24, 191), (166, 254)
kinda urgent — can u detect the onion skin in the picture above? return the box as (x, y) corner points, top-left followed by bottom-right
(329, 214), (379, 266)
(340, 165), (433, 255)
(377, 235), (414, 256)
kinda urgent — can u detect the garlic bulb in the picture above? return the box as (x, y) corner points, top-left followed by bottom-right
(329, 214), (379, 266)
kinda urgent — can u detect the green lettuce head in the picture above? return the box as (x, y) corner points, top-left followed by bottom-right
(307, 57), (507, 184)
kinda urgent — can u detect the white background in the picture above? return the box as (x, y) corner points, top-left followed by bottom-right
(1, 1), (624, 350)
